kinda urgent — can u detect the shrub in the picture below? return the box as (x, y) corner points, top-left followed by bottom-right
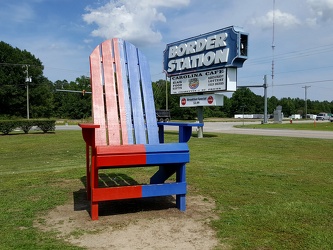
(0, 120), (18, 135)
(36, 120), (56, 133)
(0, 119), (56, 135)
(19, 120), (35, 134)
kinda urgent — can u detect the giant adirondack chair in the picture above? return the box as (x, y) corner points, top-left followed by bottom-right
(79, 38), (201, 220)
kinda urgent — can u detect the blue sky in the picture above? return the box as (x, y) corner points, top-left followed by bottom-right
(1, 0), (333, 102)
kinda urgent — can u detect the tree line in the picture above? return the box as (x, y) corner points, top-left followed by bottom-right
(1, 41), (332, 120)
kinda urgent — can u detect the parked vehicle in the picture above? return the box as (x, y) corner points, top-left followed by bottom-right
(316, 113), (330, 121)
(156, 110), (171, 122)
(330, 116), (333, 122)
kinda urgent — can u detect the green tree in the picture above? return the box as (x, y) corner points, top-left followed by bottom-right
(52, 76), (91, 119)
(279, 97), (296, 117)
(268, 96), (279, 114)
(0, 41), (47, 118)
(230, 88), (260, 115)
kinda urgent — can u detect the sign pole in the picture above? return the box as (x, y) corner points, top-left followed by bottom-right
(197, 106), (204, 138)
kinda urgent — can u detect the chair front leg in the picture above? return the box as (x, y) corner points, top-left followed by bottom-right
(176, 163), (186, 211)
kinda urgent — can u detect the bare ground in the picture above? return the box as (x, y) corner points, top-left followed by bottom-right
(34, 182), (229, 250)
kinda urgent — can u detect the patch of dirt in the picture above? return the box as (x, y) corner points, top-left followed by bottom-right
(35, 184), (227, 249)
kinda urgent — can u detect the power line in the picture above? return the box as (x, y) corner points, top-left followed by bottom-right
(246, 43), (333, 66)
(273, 79), (333, 87)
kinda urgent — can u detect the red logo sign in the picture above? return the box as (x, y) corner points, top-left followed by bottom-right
(207, 96), (214, 104)
(181, 98), (186, 105)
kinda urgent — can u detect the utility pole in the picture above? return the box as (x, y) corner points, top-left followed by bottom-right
(263, 75), (268, 124)
(24, 65), (32, 119)
(302, 85), (310, 119)
(271, 0), (276, 96)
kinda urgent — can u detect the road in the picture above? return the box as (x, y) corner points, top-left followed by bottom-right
(56, 120), (333, 140)
(201, 121), (333, 139)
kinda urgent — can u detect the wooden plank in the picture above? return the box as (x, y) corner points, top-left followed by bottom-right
(93, 186), (142, 202)
(141, 182), (186, 197)
(137, 50), (159, 144)
(90, 45), (107, 146)
(101, 40), (121, 145)
(124, 41), (146, 144)
(96, 154), (147, 167)
(96, 144), (146, 155)
(113, 38), (133, 144)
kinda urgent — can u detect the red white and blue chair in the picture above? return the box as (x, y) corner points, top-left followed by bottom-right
(79, 38), (202, 220)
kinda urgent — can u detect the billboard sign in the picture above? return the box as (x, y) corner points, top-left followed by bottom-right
(180, 94), (224, 107)
(164, 26), (248, 76)
(171, 68), (236, 94)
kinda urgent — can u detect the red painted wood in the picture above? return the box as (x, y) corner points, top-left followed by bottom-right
(90, 46), (107, 146)
(96, 154), (146, 167)
(101, 40), (121, 145)
(91, 202), (99, 220)
(96, 144), (145, 155)
(96, 144), (147, 167)
(92, 186), (142, 201)
(113, 38), (130, 144)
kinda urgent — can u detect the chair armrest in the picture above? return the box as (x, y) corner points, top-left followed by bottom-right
(78, 123), (100, 146)
(157, 122), (204, 143)
(79, 123), (100, 129)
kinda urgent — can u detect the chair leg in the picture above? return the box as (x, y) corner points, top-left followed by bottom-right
(176, 194), (186, 211)
(176, 163), (186, 211)
(91, 201), (99, 220)
(86, 145), (91, 200)
(90, 157), (99, 220)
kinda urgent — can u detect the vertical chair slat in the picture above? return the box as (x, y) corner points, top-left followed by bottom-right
(90, 45), (107, 146)
(113, 38), (133, 144)
(137, 50), (159, 144)
(124, 41), (146, 144)
(101, 40), (121, 145)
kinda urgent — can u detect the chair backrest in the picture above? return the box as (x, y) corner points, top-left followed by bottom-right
(90, 38), (159, 146)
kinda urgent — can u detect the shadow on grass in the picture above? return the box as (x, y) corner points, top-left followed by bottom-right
(74, 173), (176, 217)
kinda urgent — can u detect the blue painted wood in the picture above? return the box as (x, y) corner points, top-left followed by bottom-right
(150, 165), (180, 184)
(115, 39), (134, 144)
(137, 50), (159, 144)
(146, 153), (189, 165)
(176, 194), (186, 211)
(144, 143), (188, 153)
(158, 122), (204, 143)
(141, 182), (186, 197)
(145, 143), (189, 165)
(176, 164), (186, 211)
(125, 41), (146, 144)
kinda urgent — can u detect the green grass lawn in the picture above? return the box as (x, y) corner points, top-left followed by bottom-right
(1, 130), (332, 249)
(236, 120), (333, 131)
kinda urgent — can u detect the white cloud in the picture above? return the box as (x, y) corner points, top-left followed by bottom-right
(82, 0), (190, 47)
(251, 9), (301, 30)
(307, 0), (333, 23)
